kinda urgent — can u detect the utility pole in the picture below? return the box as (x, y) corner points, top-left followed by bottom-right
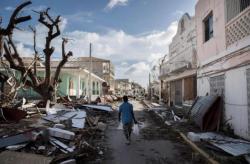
(88, 43), (92, 104)
(149, 73), (151, 101)
(159, 80), (161, 104)
(159, 63), (162, 104)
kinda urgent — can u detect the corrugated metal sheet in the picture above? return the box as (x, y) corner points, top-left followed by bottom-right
(190, 96), (222, 131)
(196, 132), (250, 156)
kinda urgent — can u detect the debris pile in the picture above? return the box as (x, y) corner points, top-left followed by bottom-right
(144, 96), (250, 163)
(142, 101), (185, 126)
(0, 97), (116, 163)
(187, 132), (250, 157)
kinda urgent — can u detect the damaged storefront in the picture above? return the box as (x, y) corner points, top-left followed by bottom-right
(169, 75), (197, 106)
(159, 13), (197, 107)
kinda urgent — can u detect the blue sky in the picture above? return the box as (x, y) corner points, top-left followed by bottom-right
(0, 0), (196, 87)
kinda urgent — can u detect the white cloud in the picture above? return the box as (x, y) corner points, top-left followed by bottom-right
(4, 6), (14, 11)
(12, 19), (177, 87)
(16, 43), (34, 57)
(105, 0), (128, 10)
(121, 62), (128, 66)
(27, 5), (48, 12)
(65, 11), (93, 24)
(125, 62), (150, 76)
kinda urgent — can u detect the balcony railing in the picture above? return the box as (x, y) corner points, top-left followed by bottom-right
(159, 57), (195, 77)
(226, 3), (250, 46)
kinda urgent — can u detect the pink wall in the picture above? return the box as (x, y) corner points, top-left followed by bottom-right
(195, 0), (227, 64)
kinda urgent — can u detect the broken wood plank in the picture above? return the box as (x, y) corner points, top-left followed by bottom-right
(179, 132), (219, 164)
(86, 117), (94, 127)
(93, 116), (100, 126)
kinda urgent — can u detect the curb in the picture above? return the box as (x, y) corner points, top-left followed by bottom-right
(179, 132), (219, 164)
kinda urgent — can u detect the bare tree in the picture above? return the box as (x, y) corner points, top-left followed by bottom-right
(0, 1), (73, 101)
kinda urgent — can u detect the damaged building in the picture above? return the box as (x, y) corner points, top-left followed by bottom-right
(62, 57), (115, 94)
(196, 0), (250, 139)
(159, 13), (197, 107)
(0, 57), (108, 101)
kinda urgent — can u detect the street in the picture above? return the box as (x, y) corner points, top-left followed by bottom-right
(103, 100), (204, 164)
(1, 1), (250, 163)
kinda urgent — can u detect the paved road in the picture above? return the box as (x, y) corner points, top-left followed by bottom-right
(103, 100), (204, 164)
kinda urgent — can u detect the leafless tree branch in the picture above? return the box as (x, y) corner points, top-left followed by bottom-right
(0, 1), (32, 35)
(54, 38), (73, 85)
(0, 1), (72, 102)
(29, 25), (38, 75)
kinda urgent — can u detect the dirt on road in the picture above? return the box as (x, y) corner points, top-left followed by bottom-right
(102, 100), (206, 164)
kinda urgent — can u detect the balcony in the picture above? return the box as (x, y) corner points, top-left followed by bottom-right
(226, 2), (250, 46)
(159, 63), (171, 78)
(159, 55), (195, 78)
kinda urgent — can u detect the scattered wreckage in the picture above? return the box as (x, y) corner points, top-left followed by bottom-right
(143, 96), (250, 162)
(0, 95), (119, 164)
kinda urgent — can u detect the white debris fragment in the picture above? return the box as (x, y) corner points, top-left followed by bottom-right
(53, 124), (66, 129)
(187, 132), (201, 142)
(60, 159), (76, 164)
(6, 143), (28, 151)
(48, 128), (75, 140)
(50, 137), (75, 153)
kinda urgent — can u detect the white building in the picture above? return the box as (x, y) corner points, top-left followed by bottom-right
(159, 13), (197, 106)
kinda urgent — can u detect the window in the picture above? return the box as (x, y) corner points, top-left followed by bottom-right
(226, 0), (250, 22)
(96, 82), (99, 95)
(81, 81), (85, 95)
(204, 12), (213, 42)
(92, 82), (95, 95)
(103, 62), (109, 74)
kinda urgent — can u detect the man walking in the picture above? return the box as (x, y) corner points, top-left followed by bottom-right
(119, 95), (137, 145)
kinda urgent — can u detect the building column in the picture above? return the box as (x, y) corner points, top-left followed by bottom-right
(182, 78), (185, 104)
(76, 74), (81, 98)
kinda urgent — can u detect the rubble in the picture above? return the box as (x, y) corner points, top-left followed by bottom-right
(50, 137), (75, 153)
(0, 131), (33, 149)
(187, 132), (250, 156)
(6, 143), (28, 151)
(0, 94), (118, 163)
(60, 159), (76, 164)
(48, 128), (75, 140)
(82, 104), (113, 112)
(143, 99), (250, 163)
(0, 107), (27, 122)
